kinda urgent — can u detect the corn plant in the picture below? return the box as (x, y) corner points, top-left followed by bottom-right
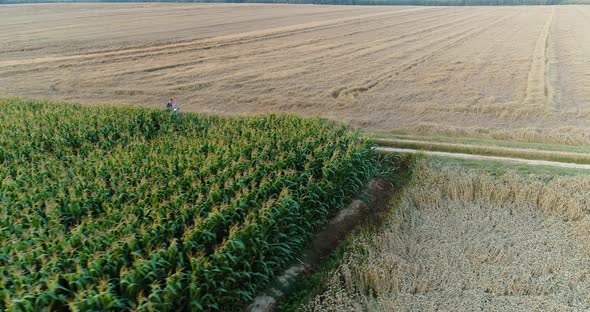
(0, 98), (380, 311)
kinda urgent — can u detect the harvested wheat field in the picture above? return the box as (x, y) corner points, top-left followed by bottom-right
(305, 161), (590, 311)
(2, 4), (590, 143)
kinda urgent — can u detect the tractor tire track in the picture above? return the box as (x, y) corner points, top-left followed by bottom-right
(2, 7), (453, 75)
(0, 8), (432, 68)
(194, 8), (492, 89)
(5, 8), (480, 91)
(336, 8), (513, 98)
(522, 7), (554, 109)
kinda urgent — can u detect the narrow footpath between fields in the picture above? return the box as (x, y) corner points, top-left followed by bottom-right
(375, 140), (590, 170)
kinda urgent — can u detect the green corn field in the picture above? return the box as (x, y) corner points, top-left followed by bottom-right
(0, 98), (380, 311)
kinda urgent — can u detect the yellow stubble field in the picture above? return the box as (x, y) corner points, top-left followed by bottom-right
(2, 4), (590, 143)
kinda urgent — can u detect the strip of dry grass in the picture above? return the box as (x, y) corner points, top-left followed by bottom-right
(429, 155), (590, 177)
(381, 126), (590, 147)
(305, 160), (590, 311)
(372, 134), (590, 154)
(376, 138), (590, 164)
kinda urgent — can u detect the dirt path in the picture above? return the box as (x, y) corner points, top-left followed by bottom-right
(376, 138), (590, 160)
(375, 146), (590, 170)
(249, 177), (400, 312)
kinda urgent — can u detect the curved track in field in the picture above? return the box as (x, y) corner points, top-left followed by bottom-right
(521, 7), (554, 110)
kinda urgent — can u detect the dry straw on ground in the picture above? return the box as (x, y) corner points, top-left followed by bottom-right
(3, 5), (590, 143)
(307, 161), (590, 311)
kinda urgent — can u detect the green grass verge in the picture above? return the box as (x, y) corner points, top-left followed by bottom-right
(375, 137), (590, 165)
(428, 155), (590, 176)
(370, 133), (590, 154)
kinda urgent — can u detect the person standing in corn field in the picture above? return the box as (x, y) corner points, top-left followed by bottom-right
(172, 100), (182, 121)
(166, 98), (173, 110)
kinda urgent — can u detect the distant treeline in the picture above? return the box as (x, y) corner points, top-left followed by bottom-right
(0, 0), (583, 5)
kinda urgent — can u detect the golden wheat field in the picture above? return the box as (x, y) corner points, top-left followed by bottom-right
(307, 161), (590, 311)
(1, 4), (590, 141)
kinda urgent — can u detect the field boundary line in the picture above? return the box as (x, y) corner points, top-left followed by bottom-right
(375, 146), (590, 170)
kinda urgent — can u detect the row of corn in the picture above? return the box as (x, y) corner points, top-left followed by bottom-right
(0, 98), (380, 311)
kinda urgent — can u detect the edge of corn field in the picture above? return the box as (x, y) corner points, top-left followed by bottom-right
(265, 154), (417, 311)
(1, 97), (404, 310)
